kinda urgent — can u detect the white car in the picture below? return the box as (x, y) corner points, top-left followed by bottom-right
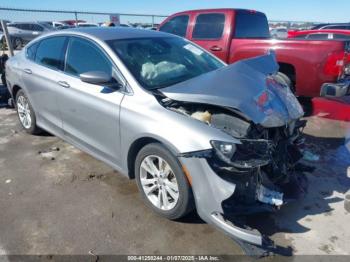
(270, 28), (288, 39)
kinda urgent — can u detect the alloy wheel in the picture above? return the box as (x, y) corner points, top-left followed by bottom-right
(17, 95), (32, 129)
(139, 155), (179, 211)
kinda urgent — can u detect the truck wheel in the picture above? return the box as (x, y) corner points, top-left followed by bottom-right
(135, 143), (194, 220)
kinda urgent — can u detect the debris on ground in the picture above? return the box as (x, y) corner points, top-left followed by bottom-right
(85, 172), (106, 181)
(5, 179), (11, 184)
(38, 147), (60, 160)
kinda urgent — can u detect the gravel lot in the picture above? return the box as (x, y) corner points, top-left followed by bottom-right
(0, 86), (350, 256)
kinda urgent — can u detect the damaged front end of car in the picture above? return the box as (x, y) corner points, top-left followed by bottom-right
(155, 52), (312, 246)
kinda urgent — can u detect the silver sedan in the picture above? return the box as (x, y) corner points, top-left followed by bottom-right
(5, 27), (306, 246)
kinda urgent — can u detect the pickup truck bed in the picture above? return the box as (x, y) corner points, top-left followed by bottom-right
(229, 38), (348, 97)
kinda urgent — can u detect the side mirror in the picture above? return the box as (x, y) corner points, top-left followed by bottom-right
(80, 71), (122, 90)
(80, 71), (112, 84)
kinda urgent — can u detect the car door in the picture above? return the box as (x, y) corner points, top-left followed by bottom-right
(19, 23), (34, 42)
(56, 36), (125, 165)
(188, 12), (230, 62)
(21, 36), (67, 134)
(30, 24), (44, 40)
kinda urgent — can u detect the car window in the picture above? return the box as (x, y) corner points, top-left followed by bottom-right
(9, 24), (22, 30)
(159, 15), (189, 37)
(306, 34), (329, 40)
(31, 24), (44, 32)
(293, 34), (307, 39)
(234, 11), (270, 39)
(65, 37), (112, 77)
(21, 24), (31, 31)
(323, 25), (348, 30)
(333, 34), (350, 40)
(26, 42), (40, 61)
(35, 36), (67, 70)
(192, 13), (225, 39)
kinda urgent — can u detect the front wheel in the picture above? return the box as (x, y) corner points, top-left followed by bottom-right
(135, 143), (194, 220)
(16, 90), (41, 134)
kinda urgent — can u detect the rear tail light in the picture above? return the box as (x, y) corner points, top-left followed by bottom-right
(324, 51), (350, 78)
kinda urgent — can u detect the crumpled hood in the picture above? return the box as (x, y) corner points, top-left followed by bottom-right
(160, 52), (304, 127)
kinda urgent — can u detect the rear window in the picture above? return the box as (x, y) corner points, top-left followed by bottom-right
(159, 15), (189, 37)
(26, 42), (39, 61)
(234, 11), (270, 39)
(35, 36), (66, 70)
(192, 13), (225, 39)
(306, 34), (329, 40)
(322, 25), (348, 30)
(333, 34), (350, 40)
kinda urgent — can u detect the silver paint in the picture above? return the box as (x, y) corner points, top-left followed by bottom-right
(5, 28), (303, 246)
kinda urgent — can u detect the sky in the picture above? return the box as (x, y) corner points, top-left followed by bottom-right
(0, 0), (349, 23)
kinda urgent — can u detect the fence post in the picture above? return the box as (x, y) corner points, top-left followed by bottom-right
(1, 20), (14, 56)
(74, 11), (78, 27)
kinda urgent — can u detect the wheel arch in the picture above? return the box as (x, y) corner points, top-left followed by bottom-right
(12, 84), (22, 103)
(126, 136), (180, 179)
(278, 62), (296, 86)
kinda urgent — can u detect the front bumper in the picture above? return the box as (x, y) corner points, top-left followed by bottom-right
(180, 157), (264, 246)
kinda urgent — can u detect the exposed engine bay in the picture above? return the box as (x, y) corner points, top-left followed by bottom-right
(153, 53), (313, 246)
(157, 98), (311, 213)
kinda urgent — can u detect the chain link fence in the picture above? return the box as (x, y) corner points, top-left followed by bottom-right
(0, 7), (168, 51)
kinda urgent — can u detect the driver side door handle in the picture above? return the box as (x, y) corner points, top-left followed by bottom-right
(210, 46), (222, 51)
(58, 81), (70, 88)
(23, 68), (32, 74)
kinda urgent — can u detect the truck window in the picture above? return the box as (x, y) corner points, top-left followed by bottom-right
(159, 15), (189, 37)
(306, 34), (329, 40)
(192, 13), (225, 39)
(333, 34), (350, 40)
(322, 25), (348, 30)
(234, 11), (270, 39)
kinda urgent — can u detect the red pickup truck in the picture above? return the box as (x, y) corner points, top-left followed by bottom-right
(159, 9), (350, 97)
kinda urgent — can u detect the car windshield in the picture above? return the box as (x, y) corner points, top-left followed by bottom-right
(107, 37), (224, 89)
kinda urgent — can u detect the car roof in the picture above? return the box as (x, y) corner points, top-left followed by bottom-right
(49, 27), (175, 41)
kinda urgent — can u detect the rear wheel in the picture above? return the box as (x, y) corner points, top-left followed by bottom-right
(16, 90), (41, 134)
(135, 143), (194, 220)
(12, 37), (23, 50)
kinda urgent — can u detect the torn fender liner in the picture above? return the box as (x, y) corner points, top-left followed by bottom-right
(160, 52), (303, 127)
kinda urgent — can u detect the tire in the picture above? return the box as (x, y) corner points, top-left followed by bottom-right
(15, 89), (41, 134)
(135, 143), (194, 220)
(12, 37), (23, 50)
(1, 73), (5, 87)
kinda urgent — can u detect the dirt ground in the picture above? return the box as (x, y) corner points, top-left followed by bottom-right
(0, 90), (350, 256)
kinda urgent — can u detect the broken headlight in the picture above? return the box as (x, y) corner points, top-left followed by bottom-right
(210, 140), (237, 164)
(211, 139), (272, 169)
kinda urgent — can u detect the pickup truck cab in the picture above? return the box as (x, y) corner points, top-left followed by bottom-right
(159, 9), (350, 97)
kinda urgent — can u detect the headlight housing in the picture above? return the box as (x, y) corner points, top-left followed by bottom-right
(210, 140), (237, 164)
